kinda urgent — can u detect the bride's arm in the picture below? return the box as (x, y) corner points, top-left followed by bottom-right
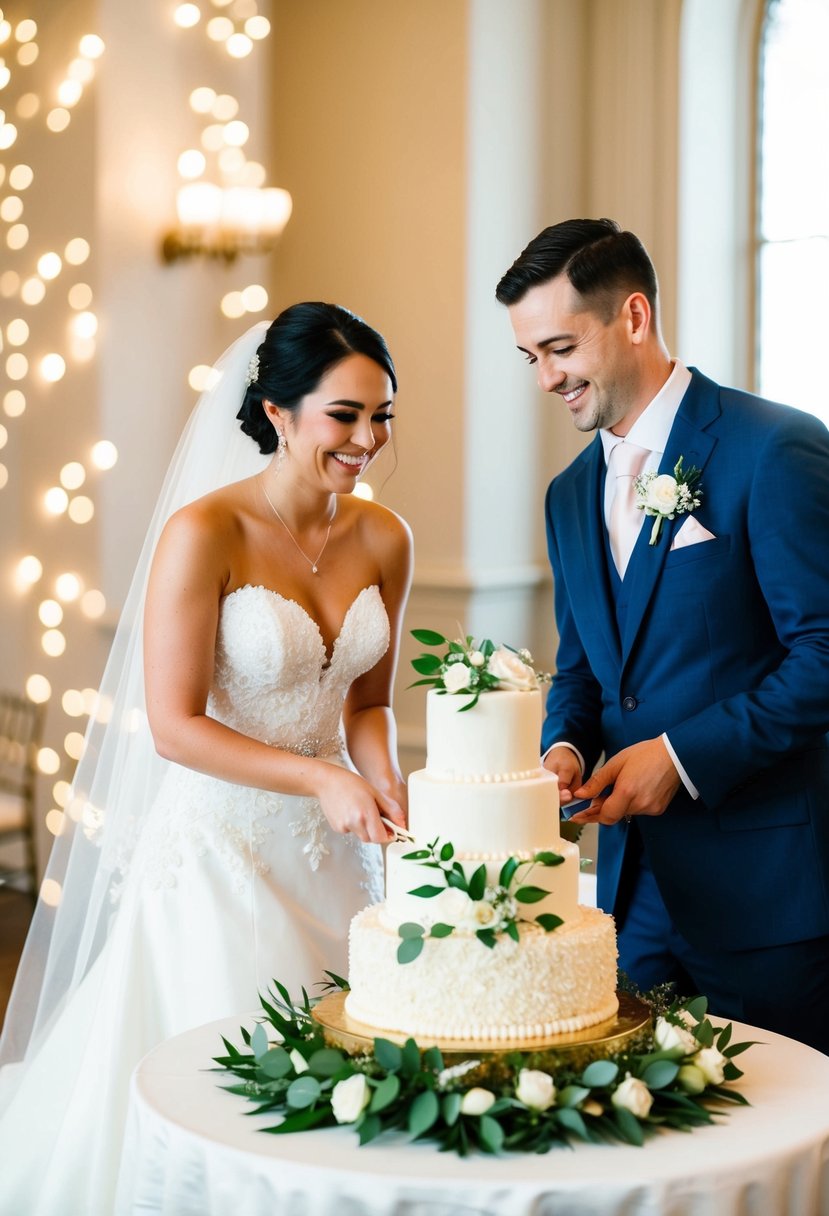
(342, 506), (413, 819)
(144, 499), (398, 843)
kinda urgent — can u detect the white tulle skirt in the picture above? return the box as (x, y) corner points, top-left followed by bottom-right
(0, 763), (382, 1216)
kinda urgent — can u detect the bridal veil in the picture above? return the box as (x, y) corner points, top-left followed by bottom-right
(0, 321), (270, 1087)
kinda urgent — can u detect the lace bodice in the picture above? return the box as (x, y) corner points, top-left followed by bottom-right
(208, 583), (390, 755)
(128, 582), (391, 893)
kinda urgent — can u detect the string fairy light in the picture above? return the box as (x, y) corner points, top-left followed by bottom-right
(0, 17), (122, 869)
(2, 5), (295, 874)
(173, 1), (282, 399)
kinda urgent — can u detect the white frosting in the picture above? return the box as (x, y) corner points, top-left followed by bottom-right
(345, 677), (618, 1044)
(408, 768), (560, 856)
(424, 688), (544, 780)
(346, 905), (618, 1040)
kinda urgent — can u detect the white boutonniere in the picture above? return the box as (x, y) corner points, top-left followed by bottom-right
(634, 456), (703, 545)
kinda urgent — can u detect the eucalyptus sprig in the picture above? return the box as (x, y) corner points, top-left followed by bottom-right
(409, 629), (550, 711)
(214, 983), (755, 1155)
(396, 836), (565, 963)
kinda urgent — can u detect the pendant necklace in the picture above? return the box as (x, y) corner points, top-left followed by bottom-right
(261, 481), (336, 575)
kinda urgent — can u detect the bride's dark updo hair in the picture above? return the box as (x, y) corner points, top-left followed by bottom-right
(237, 302), (397, 454)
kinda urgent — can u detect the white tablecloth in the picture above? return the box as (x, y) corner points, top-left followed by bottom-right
(115, 1010), (829, 1216)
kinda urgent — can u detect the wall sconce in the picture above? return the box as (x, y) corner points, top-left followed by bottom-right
(161, 183), (292, 263)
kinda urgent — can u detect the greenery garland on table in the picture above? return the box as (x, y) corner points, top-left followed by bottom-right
(213, 976), (756, 1156)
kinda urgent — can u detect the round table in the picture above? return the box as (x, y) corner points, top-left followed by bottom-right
(115, 1013), (829, 1216)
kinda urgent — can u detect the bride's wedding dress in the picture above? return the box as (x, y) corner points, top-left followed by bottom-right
(0, 583), (388, 1215)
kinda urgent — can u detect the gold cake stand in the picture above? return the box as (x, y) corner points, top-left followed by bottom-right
(312, 990), (651, 1073)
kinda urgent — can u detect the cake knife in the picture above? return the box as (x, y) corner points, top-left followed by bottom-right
(379, 816), (416, 843)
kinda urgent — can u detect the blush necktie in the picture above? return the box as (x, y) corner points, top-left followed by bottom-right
(608, 441), (649, 576)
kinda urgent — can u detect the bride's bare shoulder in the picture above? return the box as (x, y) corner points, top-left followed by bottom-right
(168, 476), (255, 530)
(163, 479), (254, 542)
(348, 496), (411, 550)
(346, 498), (412, 579)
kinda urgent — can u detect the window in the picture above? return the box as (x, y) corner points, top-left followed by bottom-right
(757, 0), (829, 420)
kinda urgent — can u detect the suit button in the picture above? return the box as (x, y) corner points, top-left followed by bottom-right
(622, 696), (638, 711)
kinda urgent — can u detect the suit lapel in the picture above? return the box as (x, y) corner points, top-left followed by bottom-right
(619, 370), (722, 667)
(570, 437), (621, 667)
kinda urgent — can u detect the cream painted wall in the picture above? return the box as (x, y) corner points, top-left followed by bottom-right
(268, 0), (468, 574)
(580, 0), (683, 351)
(268, 0), (470, 761)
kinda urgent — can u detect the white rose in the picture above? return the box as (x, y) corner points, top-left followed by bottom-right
(331, 1073), (371, 1123)
(433, 887), (474, 925)
(472, 900), (496, 926)
(677, 1064), (706, 1095)
(460, 1087), (496, 1115)
(611, 1073), (653, 1119)
(289, 1048), (309, 1074)
(654, 1016), (698, 1055)
(693, 1046), (726, 1085)
(515, 1068), (556, 1111)
(443, 662), (472, 693)
(644, 474), (680, 515)
(468, 650), (485, 667)
(487, 647), (537, 691)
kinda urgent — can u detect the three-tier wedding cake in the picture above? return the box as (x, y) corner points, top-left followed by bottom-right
(346, 642), (618, 1043)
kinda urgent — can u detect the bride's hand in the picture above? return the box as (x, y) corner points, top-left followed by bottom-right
(316, 767), (406, 844)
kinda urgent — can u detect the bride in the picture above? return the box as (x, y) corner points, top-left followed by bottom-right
(0, 303), (412, 1214)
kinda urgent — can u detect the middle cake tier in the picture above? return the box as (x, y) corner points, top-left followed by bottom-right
(383, 836), (580, 928)
(407, 767), (561, 856)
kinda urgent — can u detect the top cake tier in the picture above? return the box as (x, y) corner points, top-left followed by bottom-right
(424, 687), (545, 780)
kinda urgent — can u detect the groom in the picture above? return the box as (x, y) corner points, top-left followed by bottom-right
(496, 218), (829, 1053)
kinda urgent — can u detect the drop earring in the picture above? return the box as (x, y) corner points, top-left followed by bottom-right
(275, 427), (286, 472)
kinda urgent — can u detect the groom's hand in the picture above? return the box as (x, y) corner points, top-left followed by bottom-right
(569, 737), (681, 826)
(542, 746), (584, 803)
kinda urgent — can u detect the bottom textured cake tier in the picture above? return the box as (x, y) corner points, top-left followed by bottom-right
(345, 903), (618, 1042)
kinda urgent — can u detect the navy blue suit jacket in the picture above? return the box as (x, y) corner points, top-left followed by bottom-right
(543, 369), (829, 951)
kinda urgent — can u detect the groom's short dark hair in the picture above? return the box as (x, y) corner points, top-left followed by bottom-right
(495, 218), (658, 321)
